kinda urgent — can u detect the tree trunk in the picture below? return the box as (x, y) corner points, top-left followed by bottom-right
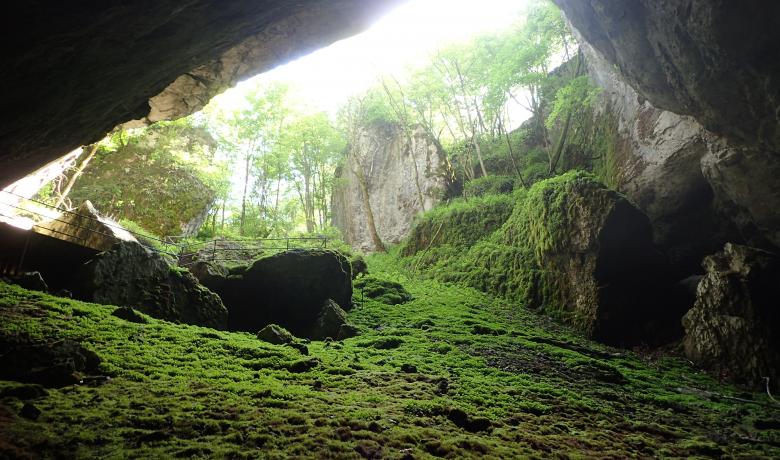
(54, 143), (99, 209)
(239, 153), (251, 236)
(452, 59), (488, 178)
(352, 164), (385, 252)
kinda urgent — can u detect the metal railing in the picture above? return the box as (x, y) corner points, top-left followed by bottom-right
(1, 189), (329, 271)
(0, 190), (182, 258)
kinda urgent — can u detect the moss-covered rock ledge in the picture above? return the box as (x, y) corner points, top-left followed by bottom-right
(1, 261), (778, 458)
(404, 171), (675, 345)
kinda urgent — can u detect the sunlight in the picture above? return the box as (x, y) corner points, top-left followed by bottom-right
(213, 0), (528, 114)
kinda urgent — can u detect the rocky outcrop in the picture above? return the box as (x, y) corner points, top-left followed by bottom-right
(510, 172), (670, 344)
(310, 300), (351, 341)
(66, 126), (217, 237)
(332, 123), (452, 252)
(75, 241), (228, 329)
(553, 1), (780, 153)
(199, 249), (353, 336)
(682, 244), (780, 389)
(555, 0), (780, 262)
(0, 0), (402, 188)
(33, 201), (137, 251)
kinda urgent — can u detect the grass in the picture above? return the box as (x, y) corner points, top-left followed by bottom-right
(0, 254), (778, 458)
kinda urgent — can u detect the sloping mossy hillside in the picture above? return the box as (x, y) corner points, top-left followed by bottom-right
(1, 256), (778, 458)
(402, 171), (649, 332)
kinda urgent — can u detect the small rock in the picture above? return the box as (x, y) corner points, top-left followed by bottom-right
(287, 358), (320, 373)
(54, 289), (73, 298)
(400, 364), (417, 373)
(287, 342), (309, 355)
(111, 306), (147, 324)
(0, 383), (48, 400)
(19, 403), (41, 420)
(435, 378), (449, 395)
(12, 272), (48, 292)
(337, 324), (360, 340)
(447, 408), (491, 432)
(310, 299), (349, 340)
(256, 324), (294, 345)
(350, 255), (368, 279)
(354, 276), (412, 305)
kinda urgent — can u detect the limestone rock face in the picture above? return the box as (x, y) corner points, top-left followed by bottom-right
(205, 249), (353, 336)
(554, 0), (780, 153)
(682, 244), (780, 389)
(75, 241), (228, 329)
(332, 124), (452, 252)
(0, 0), (402, 188)
(568, 24), (779, 274)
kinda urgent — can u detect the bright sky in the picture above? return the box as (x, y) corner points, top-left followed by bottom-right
(211, 0), (529, 115)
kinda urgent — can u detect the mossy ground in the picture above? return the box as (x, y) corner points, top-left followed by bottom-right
(1, 255), (779, 459)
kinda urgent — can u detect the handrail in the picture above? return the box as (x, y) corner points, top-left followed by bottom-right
(0, 189), (178, 251)
(0, 190), (181, 257)
(1, 190), (329, 266)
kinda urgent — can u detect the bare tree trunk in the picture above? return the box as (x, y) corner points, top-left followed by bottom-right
(353, 166), (385, 252)
(453, 59), (488, 178)
(239, 153), (251, 236)
(54, 143), (99, 209)
(548, 50), (584, 174)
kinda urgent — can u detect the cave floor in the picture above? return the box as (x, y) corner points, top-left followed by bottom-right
(1, 254), (778, 459)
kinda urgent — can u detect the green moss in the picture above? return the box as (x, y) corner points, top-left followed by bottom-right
(0, 261), (776, 458)
(354, 276), (412, 305)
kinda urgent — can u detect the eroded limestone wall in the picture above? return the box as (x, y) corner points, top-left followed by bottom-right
(332, 124), (452, 252)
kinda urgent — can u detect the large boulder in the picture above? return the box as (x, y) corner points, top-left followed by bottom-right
(207, 249), (352, 336)
(75, 241), (227, 329)
(506, 172), (671, 345)
(682, 243), (780, 389)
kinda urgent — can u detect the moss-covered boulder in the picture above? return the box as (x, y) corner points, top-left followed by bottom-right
(503, 171), (668, 343)
(404, 171), (671, 345)
(355, 276), (413, 305)
(682, 243), (780, 389)
(210, 249), (352, 336)
(310, 299), (351, 340)
(74, 241), (227, 329)
(256, 324), (294, 345)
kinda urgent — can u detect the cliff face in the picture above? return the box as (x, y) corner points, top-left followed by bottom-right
(332, 124), (452, 252)
(0, 0), (403, 188)
(555, 1), (780, 273)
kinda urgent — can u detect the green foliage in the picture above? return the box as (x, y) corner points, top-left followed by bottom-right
(464, 175), (516, 198)
(545, 75), (601, 130)
(401, 193), (516, 256)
